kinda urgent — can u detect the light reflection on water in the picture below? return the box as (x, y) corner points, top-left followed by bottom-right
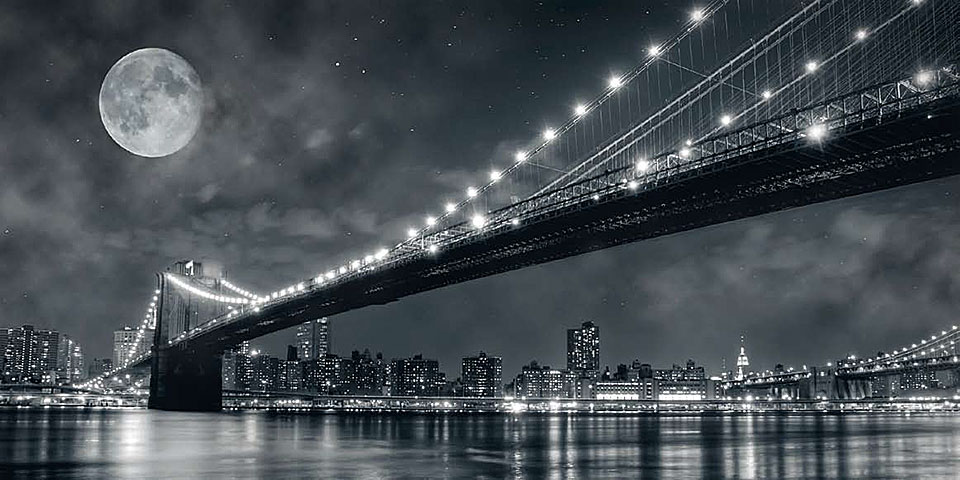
(0, 410), (958, 479)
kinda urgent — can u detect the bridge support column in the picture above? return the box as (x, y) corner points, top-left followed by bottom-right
(148, 346), (222, 412)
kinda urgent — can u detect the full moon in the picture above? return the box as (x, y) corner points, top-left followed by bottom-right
(99, 48), (203, 158)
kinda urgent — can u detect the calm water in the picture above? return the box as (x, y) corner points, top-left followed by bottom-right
(1, 410), (958, 479)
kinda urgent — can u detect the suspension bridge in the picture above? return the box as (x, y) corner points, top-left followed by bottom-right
(80, 0), (960, 410)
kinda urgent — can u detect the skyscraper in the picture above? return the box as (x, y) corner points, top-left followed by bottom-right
(56, 334), (84, 384)
(1, 325), (60, 383)
(736, 335), (750, 380)
(461, 351), (502, 397)
(296, 318), (329, 361)
(113, 326), (138, 366)
(391, 354), (443, 397)
(566, 321), (600, 373)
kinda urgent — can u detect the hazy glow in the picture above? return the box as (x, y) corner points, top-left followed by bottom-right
(647, 45), (660, 56)
(574, 104), (588, 116)
(426, 216), (437, 226)
(543, 128), (556, 140)
(807, 124), (827, 141)
(636, 159), (651, 172)
(471, 214), (485, 228)
(608, 76), (622, 89)
(805, 61), (818, 73)
(720, 114), (733, 126)
(489, 169), (501, 181)
(514, 151), (526, 162)
(762, 90), (772, 99)
(467, 186), (478, 197)
(445, 202), (457, 213)
(691, 9), (705, 22)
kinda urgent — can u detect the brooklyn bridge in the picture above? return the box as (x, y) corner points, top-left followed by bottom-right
(80, 0), (960, 411)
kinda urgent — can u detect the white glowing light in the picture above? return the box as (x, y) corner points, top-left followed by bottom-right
(720, 114), (733, 126)
(574, 104), (588, 116)
(915, 70), (934, 86)
(854, 29), (868, 41)
(636, 159), (651, 172)
(805, 61), (818, 73)
(543, 128), (556, 140)
(489, 169), (501, 181)
(445, 202), (457, 213)
(679, 147), (691, 158)
(608, 76), (622, 89)
(467, 186), (478, 198)
(375, 248), (389, 260)
(647, 45), (660, 56)
(471, 214), (485, 229)
(627, 181), (638, 190)
(407, 228), (418, 238)
(165, 273), (249, 304)
(325, 271), (336, 279)
(514, 151), (526, 162)
(806, 124), (827, 141)
(691, 9), (705, 22)
(427, 244), (438, 254)
(762, 90), (772, 99)
(510, 218), (520, 226)
(426, 216), (437, 226)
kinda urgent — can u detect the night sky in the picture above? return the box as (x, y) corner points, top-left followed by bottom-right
(2, 1), (959, 380)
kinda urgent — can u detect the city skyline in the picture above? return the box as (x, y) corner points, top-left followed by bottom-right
(2, 0), (960, 391)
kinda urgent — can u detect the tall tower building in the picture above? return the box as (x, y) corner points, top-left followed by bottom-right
(56, 335), (84, 383)
(296, 318), (329, 361)
(736, 335), (750, 380)
(113, 326), (138, 366)
(1, 325), (60, 383)
(566, 321), (600, 373)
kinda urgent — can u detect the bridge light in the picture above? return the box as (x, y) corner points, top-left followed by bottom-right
(445, 202), (457, 213)
(427, 244), (438, 254)
(806, 124), (827, 141)
(543, 128), (556, 140)
(636, 159), (651, 172)
(854, 29), (868, 41)
(467, 186), (478, 197)
(375, 248), (389, 260)
(592, 194), (600, 201)
(915, 70), (934, 86)
(805, 61), (819, 73)
(647, 45), (660, 57)
(363, 255), (374, 264)
(679, 147), (691, 158)
(515, 151), (526, 162)
(627, 181), (639, 190)
(574, 104), (588, 116)
(471, 214), (485, 229)
(720, 114), (733, 126)
(761, 90), (772, 100)
(489, 169), (501, 181)
(510, 218), (520, 226)
(426, 216), (437, 227)
(691, 9), (705, 22)
(608, 76), (622, 89)
(326, 271), (336, 279)
(407, 228), (418, 238)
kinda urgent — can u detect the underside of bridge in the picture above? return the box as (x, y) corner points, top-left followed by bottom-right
(149, 94), (960, 411)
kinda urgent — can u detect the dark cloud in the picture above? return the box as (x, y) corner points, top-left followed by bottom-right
(0, 0), (958, 381)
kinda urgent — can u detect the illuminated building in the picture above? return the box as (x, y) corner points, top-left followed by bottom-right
(736, 335), (750, 380)
(1, 325), (60, 383)
(567, 321), (600, 374)
(296, 318), (329, 361)
(112, 326), (137, 366)
(391, 354), (443, 397)
(514, 361), (578, 398)
(56, 335), (85, 384)
(461, 351), (502, 397)
(341, 349), (379, 395)
(87, 358), (113, 378)
(656, 359), (708, 400)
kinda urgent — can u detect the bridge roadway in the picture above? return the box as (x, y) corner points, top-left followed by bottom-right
(150, 81), (960, 410)
(176, 85), (960, 354)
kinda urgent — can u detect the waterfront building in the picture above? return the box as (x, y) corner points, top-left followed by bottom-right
(279, 360), (302, 391)
(296, 318), (329, 361)
(303, 353), (344, 394)
(567, 321), (600, 373)
(252, 353), (280, 391)
(461, 351), (503, 397)
(1, 325), (60, 383)
(391, 354), (443, 397)
(341, 349), (379, 395)
(656, 359), (708, 400)
(595, 379), (640, 400)
(514, 361), (578, 399)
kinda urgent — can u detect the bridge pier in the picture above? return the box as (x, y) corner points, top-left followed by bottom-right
(148, 346), (222, 412)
